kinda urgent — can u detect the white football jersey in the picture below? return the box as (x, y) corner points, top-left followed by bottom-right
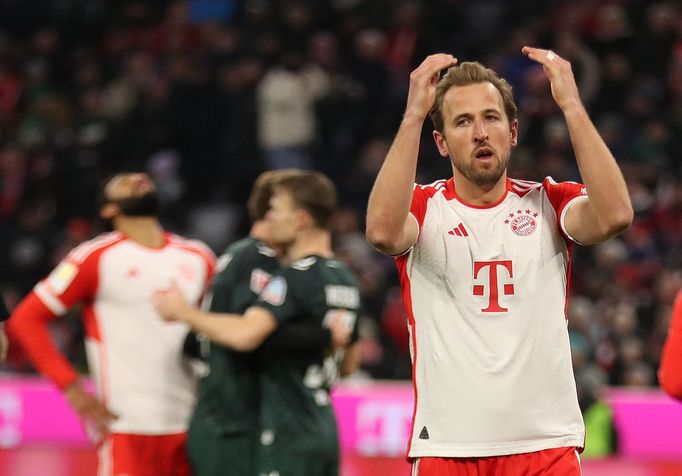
(398, 177), (587, 457)
(35, 231), (215, 434)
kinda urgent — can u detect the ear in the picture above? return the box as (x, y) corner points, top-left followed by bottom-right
(510, 119), (519, 148)
(295, 208), (309, 229)
(432, 130), (449, 157)
(100, 203), (119, 220)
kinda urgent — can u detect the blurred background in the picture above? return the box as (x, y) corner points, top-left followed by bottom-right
(0, 0), (680, 474)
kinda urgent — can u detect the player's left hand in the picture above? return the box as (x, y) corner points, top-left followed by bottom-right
(521, 46), (581, 113)
(152, 280), (190, 322)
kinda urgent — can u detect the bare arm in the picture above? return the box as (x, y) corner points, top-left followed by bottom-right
(153, 282), (277, 351)
(522, 47), (633, 244)
(366, 54), (457, 255)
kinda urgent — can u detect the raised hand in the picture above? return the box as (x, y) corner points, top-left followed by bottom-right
(152, 280), (190, 322)
(64, 382), (118, 443)
(521, 46), (581, 113)
(405, 53), (458, 120)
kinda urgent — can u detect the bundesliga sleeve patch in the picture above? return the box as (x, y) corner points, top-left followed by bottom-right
(260, 276), (287, 306)
(250, 269), (272, 294)
(47, 262), (79, 294)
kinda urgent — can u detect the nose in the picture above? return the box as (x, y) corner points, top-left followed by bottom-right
(473, 119), (488, 143)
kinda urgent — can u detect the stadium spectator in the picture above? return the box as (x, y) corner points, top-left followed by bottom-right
(0, 0), (678, 399)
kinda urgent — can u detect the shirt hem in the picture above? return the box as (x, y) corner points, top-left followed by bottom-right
(408, 436), (584, 458)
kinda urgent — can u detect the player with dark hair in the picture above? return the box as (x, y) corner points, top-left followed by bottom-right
(366, 50), (632, 475)
(8, 172), (215, 476)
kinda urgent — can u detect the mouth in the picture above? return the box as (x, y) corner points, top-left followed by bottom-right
(474, 147), (495, 160)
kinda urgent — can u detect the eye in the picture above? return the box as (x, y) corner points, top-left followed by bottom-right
(485, 114), (499, 121)
(456, 118), (471, 127)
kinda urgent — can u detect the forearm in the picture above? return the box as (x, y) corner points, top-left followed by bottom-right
(366, 114), (422, 253)
(181, 308), (259, 352)
(564, 104), (633, 233)
(8, 294), (79, 389)
(259, 324), (331, 355)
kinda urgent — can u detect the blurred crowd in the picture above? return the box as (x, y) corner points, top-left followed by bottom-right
(0, 0), (680, 394)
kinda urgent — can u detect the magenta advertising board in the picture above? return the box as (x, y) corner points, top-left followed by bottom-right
(1, 376), (682, 459)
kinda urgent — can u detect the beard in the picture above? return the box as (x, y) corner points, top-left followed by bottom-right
(452, 151), (509, 187)
(112, 190), (161, 217)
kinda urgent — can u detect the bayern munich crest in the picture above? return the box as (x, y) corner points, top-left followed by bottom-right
(504, 209), (538, 236)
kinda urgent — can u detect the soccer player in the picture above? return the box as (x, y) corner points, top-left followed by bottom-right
(185, 169), (353, 476)
(8, 172), (215, 476)
(659, 289), (682, 401)
(154, 170), (361, 476)
(365, 50), (632, 475)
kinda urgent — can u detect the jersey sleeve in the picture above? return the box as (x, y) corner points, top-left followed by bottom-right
(542, 177), (588, 243)
(34, 250), (100, 315)
(259, 324), (331, 355)
(659, 291), (682, 401)
(409, 184), (430, 229)
(252, 270), (300, 326)
(7, 293), (80, 389)
(7, 248), (101, 389)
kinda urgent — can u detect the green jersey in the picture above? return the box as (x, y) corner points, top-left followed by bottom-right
(254, 255), (361, 457)
(192, 236), (279, 436)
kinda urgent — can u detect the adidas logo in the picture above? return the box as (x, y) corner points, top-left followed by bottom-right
(447, 223), (468, 237)
(419, 426), (429, 439)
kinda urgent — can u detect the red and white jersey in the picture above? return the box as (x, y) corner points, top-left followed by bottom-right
(398, 177), (587, 458)
(32, 231), (215, 434)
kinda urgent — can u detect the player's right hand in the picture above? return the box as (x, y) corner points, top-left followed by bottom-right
(64, 382), (118, 443)
(405, 54), (457, 121)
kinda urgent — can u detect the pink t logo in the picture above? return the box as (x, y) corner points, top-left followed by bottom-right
(473, 260), (514, 312)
